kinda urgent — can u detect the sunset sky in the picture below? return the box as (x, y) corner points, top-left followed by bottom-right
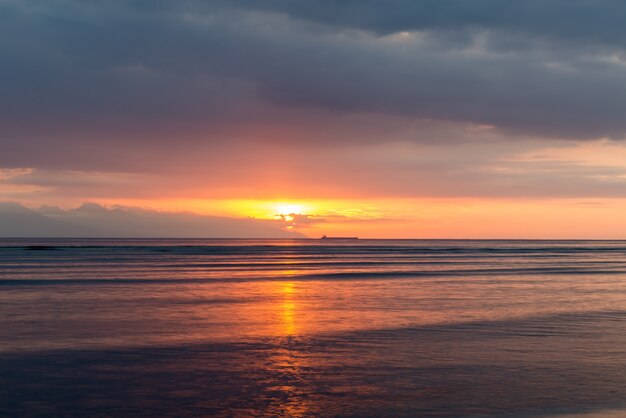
(3, 0), (626, 238)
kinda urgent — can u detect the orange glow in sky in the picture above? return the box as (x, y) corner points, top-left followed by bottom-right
(81, 196), (626, 239)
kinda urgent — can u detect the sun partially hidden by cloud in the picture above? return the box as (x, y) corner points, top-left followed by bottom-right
(274, 202), (307, 221)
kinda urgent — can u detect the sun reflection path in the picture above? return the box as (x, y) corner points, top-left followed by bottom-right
(280, 282), (297, 336)
(261, 280), (318, 417)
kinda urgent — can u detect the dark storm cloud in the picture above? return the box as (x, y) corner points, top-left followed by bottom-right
(3, 0), (626, 172)
(219, 0), (626, 46)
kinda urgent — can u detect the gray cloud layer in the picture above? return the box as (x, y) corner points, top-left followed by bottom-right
(2, 0), (626, 151)
(3, 0), (626, 203)
(221, 0), (626, 44)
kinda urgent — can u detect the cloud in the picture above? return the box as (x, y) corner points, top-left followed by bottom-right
(2, 0), (626, 159)
(219, 0), (626, 47)
(4, 1), (626, 205)
(0, 202), (305, 238)
(5, 137), (626, 201)
(278, 213), (326, 229)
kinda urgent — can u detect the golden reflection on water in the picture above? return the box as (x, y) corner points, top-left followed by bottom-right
(280, 282), (297, 336)
(266, 280), (315, 417)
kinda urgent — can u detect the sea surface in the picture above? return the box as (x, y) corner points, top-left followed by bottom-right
(1, 239), (626, 417)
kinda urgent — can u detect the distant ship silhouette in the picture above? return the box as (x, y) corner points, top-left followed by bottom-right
(320, 235), (358, 240)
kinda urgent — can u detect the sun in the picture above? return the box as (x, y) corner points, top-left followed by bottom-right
(275, 203), (306, 216)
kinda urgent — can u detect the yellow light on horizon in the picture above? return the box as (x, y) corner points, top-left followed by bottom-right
(274, 203), (307, 216)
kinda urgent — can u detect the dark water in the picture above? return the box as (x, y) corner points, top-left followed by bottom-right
(1, 239), (626, 417)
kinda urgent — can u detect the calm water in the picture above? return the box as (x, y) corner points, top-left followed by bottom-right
(1, 239), (626, 417)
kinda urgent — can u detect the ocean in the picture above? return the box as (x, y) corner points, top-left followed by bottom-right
(1, 239), (626, 417)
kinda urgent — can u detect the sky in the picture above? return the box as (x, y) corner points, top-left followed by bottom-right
(3, 0), (626, 238)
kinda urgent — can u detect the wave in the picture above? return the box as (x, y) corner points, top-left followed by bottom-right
(4, 243), (626, 256)
(3, 264), (626, 286)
